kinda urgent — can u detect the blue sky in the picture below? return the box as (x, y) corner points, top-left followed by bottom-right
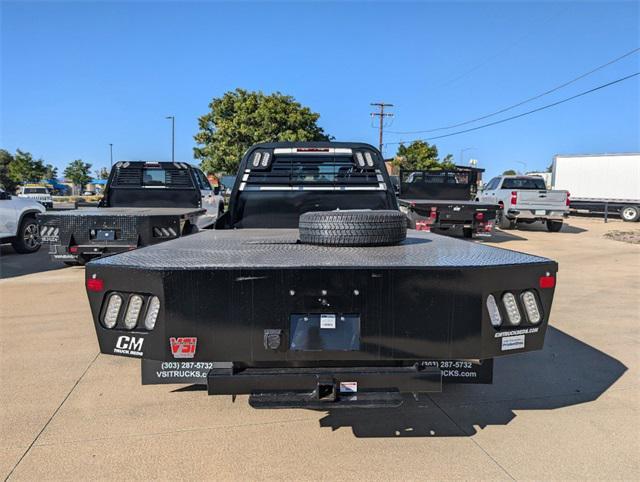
(1, 1), (638, 178)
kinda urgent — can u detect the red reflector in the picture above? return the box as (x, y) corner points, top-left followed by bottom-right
(69, 246), (78, 254)
(539, 275), (555, 289)
(86, 278), (104, 292)
(475, 212), (484, 220)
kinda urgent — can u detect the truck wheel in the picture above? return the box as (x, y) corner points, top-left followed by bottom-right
(462, 227), (473, 239)
(620, 205), (640, 222)
(11, 215), (41, 254)
(299, 210), (407, 247)
(546, 220), (563, 232)
(497, 212), (514, 230)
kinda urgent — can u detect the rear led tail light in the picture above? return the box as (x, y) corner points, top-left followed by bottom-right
(124, 295), (144, 329)
(475, 212), (484, 221)
(502, 292), (521, 325)
(103, 294), (123, 328)
(521, 291), (541, 324)
(486, 294), (502, 327)
(69, 246), (78, 254)
(539, 275), (555, 289)
(510, 191), (518, 205)
(566, 191), (570, 207)
(144, 296), (161, 330)
(86, 278), (104, 292)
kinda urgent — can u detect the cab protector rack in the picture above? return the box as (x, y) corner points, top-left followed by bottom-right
(85, 142), (558, 409)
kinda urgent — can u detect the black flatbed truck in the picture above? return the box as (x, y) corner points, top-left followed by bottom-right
(38, 161), (218, 265)
(84, 142), (558, 409)
(397, 168), (499, 238)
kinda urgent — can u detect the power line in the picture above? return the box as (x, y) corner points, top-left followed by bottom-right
(370, 102), (394, 153)
(388, 47), (640, 135)
(386, 72), (639, 145)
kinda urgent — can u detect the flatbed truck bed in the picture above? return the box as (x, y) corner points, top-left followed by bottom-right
(85, 142), (558, 408)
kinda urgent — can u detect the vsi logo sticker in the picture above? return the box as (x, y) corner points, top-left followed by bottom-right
(170, 337), (197, 358)
(114, 335), (144, 356)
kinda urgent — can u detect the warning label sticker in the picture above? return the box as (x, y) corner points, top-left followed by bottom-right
(501, 334), (525, 351)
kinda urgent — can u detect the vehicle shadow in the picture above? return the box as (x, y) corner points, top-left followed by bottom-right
(476, 229), (528, 243)
(509, 222), (587, 234)
(317, 326), (627, 437)
(0, 244), (67, 279)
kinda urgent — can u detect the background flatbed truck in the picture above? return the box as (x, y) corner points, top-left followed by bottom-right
(397, 168), (499, 238)
(38, 161), (223, 265)
(84, 142), (558, 409)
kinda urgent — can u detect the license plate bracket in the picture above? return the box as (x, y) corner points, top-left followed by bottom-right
(290, 313), (360, 351)
(94, 229), (116, 241)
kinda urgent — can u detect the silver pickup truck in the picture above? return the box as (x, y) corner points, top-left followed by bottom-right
(478, 175), (569, 232)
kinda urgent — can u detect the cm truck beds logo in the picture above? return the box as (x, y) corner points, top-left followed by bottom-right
(170, 337), (197, 358)
(114, 336), (144, 356)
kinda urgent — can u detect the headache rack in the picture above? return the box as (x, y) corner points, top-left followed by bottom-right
(240, 152), (386, 191)
(111, 164), (193, 188)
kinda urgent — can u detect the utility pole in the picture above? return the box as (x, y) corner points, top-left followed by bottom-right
(109, 143), (113, 167)
(370, 102), (394, 154)
(165, 116), (175, 162)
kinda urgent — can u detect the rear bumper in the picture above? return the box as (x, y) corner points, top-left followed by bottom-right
(48, 243), (135, 261)
(208, 364), (442, 394)
(507, 209), (569, 221)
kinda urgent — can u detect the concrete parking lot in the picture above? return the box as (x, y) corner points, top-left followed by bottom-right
(1, 217), (638, 480)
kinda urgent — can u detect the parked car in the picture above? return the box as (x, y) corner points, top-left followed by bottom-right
(38, 161), (225, 265)
(478, 175), (569, 232)
(84, 142), (558, 408)
(17, 185), (53, 209)
(0, 187), (45, 253)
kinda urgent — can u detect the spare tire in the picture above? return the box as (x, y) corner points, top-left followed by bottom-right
(299, 210), (407, 247)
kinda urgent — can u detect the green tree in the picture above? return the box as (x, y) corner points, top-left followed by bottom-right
(64, 159), (92, 194)
(44, 164), (58, 180)
(7, 149), (47, 183)
(194, 88), (331, 174)
(391, 141), (455, 171)
(503, 169), (517, 175)
(0, 149), (17, 192)
(95, 167), (110, 180)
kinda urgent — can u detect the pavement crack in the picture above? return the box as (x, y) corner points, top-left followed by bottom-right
(428, 394), (516, 481)
(4, 352), (100, 481)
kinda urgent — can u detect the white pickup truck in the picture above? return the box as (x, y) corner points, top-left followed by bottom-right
(0, 187), (45, 253)
(478, 175), (569, 232)
(18, 185), (54, 209)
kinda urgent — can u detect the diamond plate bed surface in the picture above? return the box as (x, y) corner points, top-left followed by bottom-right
(41, 207), (205, 216)
(90, 229), (553, 269)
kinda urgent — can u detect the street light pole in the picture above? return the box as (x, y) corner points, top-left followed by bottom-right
(165, 116), (175, 162)
(109, 143), (113, 167)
